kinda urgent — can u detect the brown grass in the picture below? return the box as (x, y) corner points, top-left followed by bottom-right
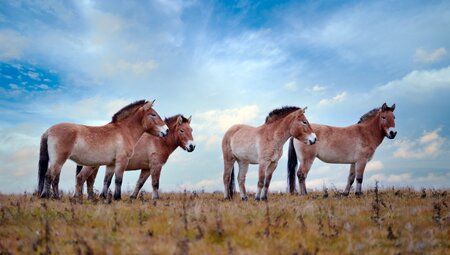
(0, 188), (449, 254)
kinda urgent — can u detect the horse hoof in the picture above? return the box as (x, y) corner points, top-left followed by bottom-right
(261, 197), (267, 201)
(130, 195), (137, 200)
(255, 197), (261, 201)
(355, 192), (363, 197)
(342, 192), (350, 197)
(241, 196), (248, 201)
(113, 194), (121, 200)
(40, 192), (50, 199)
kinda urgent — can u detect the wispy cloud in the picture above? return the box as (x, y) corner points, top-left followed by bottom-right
(415, 47), (447, 64)
(318, 92), (347, 106)
(394, 129), (445, 159)
(0, 29), (28, 61)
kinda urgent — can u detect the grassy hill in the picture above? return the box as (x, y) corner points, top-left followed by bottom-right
(0, 187), (448, 254)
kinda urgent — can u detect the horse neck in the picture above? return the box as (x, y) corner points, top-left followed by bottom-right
(361, 113), (385, 146)
(119, 110), (146, 143)
(265, 114), (295, 148)
(162, 129), (180, 154)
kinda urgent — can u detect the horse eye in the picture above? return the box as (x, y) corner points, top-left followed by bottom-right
(180, 129), (184, 133)
(381, 116), (386, 120)
(151, 113), (156, 117)
(302, 121), (308, 125)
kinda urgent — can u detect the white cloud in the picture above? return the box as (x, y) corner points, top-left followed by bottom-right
(194, 105), (260, 149)
(310, 84), (327, 92)
(366, 160), (384, 172)
(100, 59), (157, 75)
(0, 29), (28, 60)
(415, 47), (447, 64)
(284, 81), (297, 91)
(377, 66), (450, 93)
(369, 173), (412, 183)
(393, 129), (445, 159)
(318, 92), (347, 106)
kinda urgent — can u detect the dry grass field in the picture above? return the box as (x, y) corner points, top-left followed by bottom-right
(0, 186), (449, 255)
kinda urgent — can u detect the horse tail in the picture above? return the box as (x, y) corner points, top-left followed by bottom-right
(38, 132), (49, 194)
(228, 166), (236, 198)
(287, 137), (298, 194)
(76, 165), (82, 176)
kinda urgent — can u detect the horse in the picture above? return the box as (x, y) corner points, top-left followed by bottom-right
(37, 99), (169, 200)
(75, 114), (195, 200)
(222, 106), (317, 201)
(287, 103), (397, 196)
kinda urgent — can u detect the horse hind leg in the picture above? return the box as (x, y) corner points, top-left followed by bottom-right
(297, 157), (314, 196)
(343, 164), (356, 196)
(237, 161), (249, 201)
(130, 169), (151, 199)
(100, 166), (115, 199)
(223, 159), (236, 199)
(255, 162), (270, 201)
(86, 167), (99, 200)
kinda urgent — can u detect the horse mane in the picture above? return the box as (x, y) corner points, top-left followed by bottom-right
(111, 100), (148, 123)
(265, 106), (300, 124)
(357, 108), (380, 124)
(165, 114), (189, 128)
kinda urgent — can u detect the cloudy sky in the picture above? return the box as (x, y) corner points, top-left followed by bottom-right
(1, 0), (449, 194)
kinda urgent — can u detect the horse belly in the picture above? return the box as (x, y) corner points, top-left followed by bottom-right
(70, 138), (116, 166)
(316, 142), (357, 164)
(231, 142), (259, 164)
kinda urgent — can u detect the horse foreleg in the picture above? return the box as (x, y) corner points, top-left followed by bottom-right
(343, 164), (356, 196)
(151, 168), (162, 200)
(113, 158), (129, 200)
(100, 166), (115, 199)
(255, 162), (269, 201)
(355, 161), (367, 196)
(130, 169), (151, 199)
(86, 166), (99, 200)
(261, 162), (278, 200)
(297, 158), (314, 196)
(237, 161), (249, 201)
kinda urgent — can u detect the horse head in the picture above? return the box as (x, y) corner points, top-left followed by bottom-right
(173, 115), (195, 152)
(380, 103), (397, 139)
(290, 107), (317, 145)
(141, 100), (169, 137)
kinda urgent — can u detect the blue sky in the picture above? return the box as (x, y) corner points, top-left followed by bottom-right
(1, 0), (449, 194)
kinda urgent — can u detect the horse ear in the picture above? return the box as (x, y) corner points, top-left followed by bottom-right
(177, 115), (183, 125)
(187, 115), (192, 124)
(381, 103), (388, 111)
(391, 104), (396, 112)
(302, 106), (308, 113)
(143, 101), (153, 111)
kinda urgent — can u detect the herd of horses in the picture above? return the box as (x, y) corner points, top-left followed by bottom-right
(37, 99), (397, 201)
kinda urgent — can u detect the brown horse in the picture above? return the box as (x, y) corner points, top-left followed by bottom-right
(287, 103), (397, 196)
(38, 100), (169, 199)
(75, 114), (195, 200)
(222, 106), (317, 201)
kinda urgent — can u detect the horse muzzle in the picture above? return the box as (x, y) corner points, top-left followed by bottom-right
(307, 133), (317, 145)
(159, 125), (169, 137)
(186, 141), (196, 152)
(386, 128), (397, 139)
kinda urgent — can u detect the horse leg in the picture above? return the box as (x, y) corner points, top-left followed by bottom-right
(255, 162), (269, 201)
(41, 157), (66, 199)
(86, 167), (99, 200)
(297, 158), (314, 196)
(261, 161), (278, 200)
(113, 159), (129, 200)
(237, 161), (249, 201)
(100, 165), (115, 199)
(75, 166), (95, 198)
(223, 159), (235, 199)
(151, 167), (162, 200)
(130, 169), (151, 199)
(343, 164), (356, 196)
(355, 161), (367, 196)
